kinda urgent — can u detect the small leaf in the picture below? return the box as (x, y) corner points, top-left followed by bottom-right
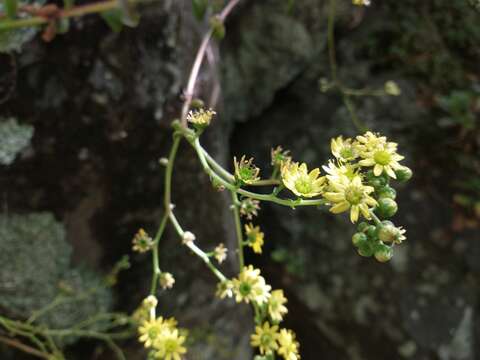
(192, 0), (208, 21)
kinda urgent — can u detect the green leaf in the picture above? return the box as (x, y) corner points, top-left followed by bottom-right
(5, 0), (18, 19)
(192, 0), (209, 21)
(101, 9), (124, 33)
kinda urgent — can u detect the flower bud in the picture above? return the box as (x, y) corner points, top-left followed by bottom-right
(374, 245), (393, 262)
(395, 166), (413, 182)
(357, 221), (369, 233)
(357, 243), (374, 257)
(384, 81), (401, 96)
(352, 232), (368, 247)
(377, 185), (396, 200)
(182, 231), (196, 245)
(364, 225), (377, 239)
(159, 272), (175, 290)
(375, 198), (398, 219)
(378, 222), (406, 244)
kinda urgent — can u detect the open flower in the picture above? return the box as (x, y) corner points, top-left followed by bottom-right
(216, 280), (234, 299)
(281, 161), (325, 198)
(186, 108), (215, 127)
(132, 228), (154, 253)
(234, 156), (261, 184)
(322, 160), (357, 181)
(277, 329), (300, 360)
(271, 146), (292, 167)
(250, 322), (279, 355)
(330, 136), (358, 162)
(268, 290), (288, 322)
(245, 223), (264, 254)
(358, 141), (404, 178)
(138, 317), (170, 348)
(232, 265), (271, 305)
(239, 198), (260, 219)
(323, 175), (377, 222)
(153, 328), (187, 360)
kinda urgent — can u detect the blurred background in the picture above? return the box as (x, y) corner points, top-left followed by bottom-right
(1, 0), (480, 359)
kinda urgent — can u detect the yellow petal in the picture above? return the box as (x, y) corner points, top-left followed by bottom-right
(373, 164), (383, 176)
(350, 205), (359, 222)
(330, 201), (350, 214)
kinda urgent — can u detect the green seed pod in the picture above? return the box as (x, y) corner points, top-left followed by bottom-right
(374, 245), (393, 262)
(357, 222), (369, 233)
(377, 185), (397, 200)
(395, 166), (413, 182)
(375, 198), (398, 219)
(352, 232), (368, 247)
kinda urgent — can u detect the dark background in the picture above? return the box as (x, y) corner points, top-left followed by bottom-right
(1, 1), (480, 359)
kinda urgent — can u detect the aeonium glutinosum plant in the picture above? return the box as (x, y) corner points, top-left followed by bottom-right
(131, 108), (412, 360)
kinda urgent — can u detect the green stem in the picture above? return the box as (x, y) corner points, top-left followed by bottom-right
(193, 138), (327, 208)
(150, 135), (181, 295)
(0, 0), (158, 31)
(168, 212), (227, 281)
(230, 191), (245, 270)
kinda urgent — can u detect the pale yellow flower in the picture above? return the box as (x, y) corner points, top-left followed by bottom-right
(277, 329), (300, 360)
(268, 290), (288, 322)
(330, 136), (358, 162)
(245, 223), (264, 254)
(216, 280), (234, 299)
(132, 228), (154, 253)
(323, 175), (377, 223)
(186, 108), (215, 126)
(250, 322), (279, 355)
(356, 131), (387, 152)
(232, 265), (271, 305)
(153, 328), (187, 360)
(322, 160), (357, 182)
(281, 161), (325, 198)
(358, 141), (404, 178)
(138, 317), (168, 348)
(214, 243), (228, 264)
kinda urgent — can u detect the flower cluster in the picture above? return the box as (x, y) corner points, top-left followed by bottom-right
(278, 131), (412, 261)
(250, 323), (300, 360)
(138, 316), (187, 360)
(216, 265), (299, 359)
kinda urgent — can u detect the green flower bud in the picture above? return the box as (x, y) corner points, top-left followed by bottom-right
(357, 242), (374, 257)
(364, 225), (377, 239)
(357, 221), (369, 233)
(377, 185), (396, 200)
(378, 222), (406, 244)
(395, 166), (413, 182)
(352, 232), (368, 247)
(375, 198), (398, 219)
(366, 170), (389, 188)
(374, 245), (393, 262)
